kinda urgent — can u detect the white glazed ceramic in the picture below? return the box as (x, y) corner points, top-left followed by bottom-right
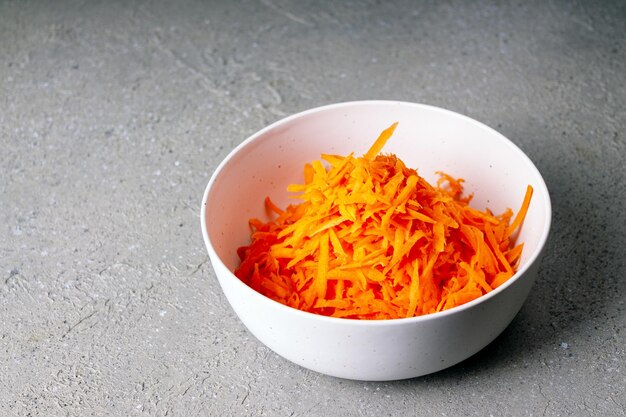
(201, 101), (551, 381)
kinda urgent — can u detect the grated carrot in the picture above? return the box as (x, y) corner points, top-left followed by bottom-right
(235, 123), (533, 319)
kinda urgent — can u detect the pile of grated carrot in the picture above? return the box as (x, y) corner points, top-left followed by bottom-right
(235, 122), (533, 320)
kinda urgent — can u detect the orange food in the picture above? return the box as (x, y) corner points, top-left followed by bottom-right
(235, 123), (533, 319)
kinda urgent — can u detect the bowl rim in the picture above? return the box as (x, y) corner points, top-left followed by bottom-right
(201, 100), (552, 327)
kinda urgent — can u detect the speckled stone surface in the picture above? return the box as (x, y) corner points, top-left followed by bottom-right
(1, 0), (624, 416)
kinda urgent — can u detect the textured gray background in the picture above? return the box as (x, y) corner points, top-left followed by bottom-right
(1, 0), (625, 416)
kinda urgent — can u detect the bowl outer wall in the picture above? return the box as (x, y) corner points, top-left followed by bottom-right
(201, 100), (552, 380)
(208, 244), (543, 381)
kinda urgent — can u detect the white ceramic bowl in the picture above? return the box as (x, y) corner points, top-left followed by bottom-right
(201, 101), (551, 381)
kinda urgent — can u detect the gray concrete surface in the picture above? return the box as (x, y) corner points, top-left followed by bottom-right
(1, 0), (625, 415)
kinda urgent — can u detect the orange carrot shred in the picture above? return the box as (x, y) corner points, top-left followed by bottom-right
(364, 122), (398, 160)
(234, 123), (533, 319)
(506, 185), (533, 239)
(265, 196), (284, 216)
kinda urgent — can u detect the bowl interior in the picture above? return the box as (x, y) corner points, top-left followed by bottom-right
(205, 101), (550, 293)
